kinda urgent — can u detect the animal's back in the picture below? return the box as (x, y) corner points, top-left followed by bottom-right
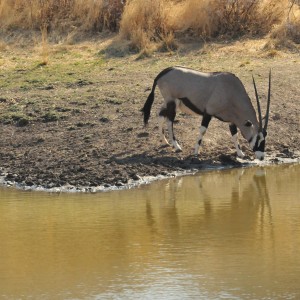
(157, 67), (254, 122)
(157, 67), (213, 112)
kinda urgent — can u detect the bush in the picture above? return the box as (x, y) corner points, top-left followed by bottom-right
(0, 0), (299, 50)
(0, 0), (125, 32)
(120, 0), (173, 51)
(170, 0), (285, 38)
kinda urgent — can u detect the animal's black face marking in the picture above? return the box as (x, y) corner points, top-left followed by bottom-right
(257, 139), (265, 152)
(253, 134), (265, 153)
(244, 120), (253, 127)
(179, 97), (204, 115)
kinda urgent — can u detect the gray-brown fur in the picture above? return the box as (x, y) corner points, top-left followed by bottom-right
(142, 66), (271, 160)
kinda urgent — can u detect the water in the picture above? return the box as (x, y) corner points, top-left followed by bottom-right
(0, 164), (299, 300)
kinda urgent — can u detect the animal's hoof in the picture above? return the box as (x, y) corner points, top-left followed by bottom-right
(175, 148), (182, 153)
(160, 140), (171, 146)
(237, 151), (245, 158)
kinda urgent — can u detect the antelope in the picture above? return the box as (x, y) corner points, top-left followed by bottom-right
(142, 66), (271, 160)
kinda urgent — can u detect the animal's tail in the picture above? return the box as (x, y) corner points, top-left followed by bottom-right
(141, 80), (157, 126)
(141, 67), (174, 126)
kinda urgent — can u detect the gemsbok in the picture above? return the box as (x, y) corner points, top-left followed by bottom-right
(142, 66), (271, 160)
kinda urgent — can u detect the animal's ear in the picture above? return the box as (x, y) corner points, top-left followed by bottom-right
(244, 120), (253, 127)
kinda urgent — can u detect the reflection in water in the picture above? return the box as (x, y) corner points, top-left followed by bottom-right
(0, 164), (300, 299)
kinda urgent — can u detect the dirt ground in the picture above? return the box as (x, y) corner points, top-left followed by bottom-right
(0, 38), (299, 191)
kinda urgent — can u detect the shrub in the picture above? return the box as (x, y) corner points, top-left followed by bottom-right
(120, 0), (173, 51)
(0, 0), (299, 50)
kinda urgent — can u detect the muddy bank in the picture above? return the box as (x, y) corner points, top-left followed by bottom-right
(0, 148), (298, 192)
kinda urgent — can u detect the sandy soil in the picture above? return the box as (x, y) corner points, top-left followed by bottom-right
(0, 40), (299, 191)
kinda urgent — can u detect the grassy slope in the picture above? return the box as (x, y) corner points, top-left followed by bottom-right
(0, 37), (299, 128)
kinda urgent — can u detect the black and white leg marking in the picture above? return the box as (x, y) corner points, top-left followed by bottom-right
(229, 123), (245, 158)
(158, 107), (170, 146)
(159, 101), (182, 151)
(194, 114), (212, 155)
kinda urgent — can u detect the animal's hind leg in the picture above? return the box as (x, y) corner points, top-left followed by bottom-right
(158, 115), (170, 146)
(229, 123), (245, 158)
(194, 114), (211, 155)
(167, 119), (182, 152)
(164, 101), (182, 152)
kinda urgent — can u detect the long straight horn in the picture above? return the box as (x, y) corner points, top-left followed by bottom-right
(263, 69), (271, 132)
(252, 75), (262, 131)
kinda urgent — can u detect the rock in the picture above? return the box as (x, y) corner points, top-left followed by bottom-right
(25, 180), (34, 186)
(5, 173), (15, 180)
(137, 132), (149, 138)
(282, 148), (294, 158)
(131, 173), (141, 181)
(100, 117), (110, 123)
(282, 148), (289, 154)
(219, 154), (241, 165)
(44, 85), (54, 90)
(272, 113), (281, 121)
(36, 138), (45, 143)
(16, 118), (29, 127)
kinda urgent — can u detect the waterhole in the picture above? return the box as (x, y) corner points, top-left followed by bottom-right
(0, 164), (299, 299)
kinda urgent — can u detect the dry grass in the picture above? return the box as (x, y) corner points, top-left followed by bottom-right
(120, 0), (299, 51)
(0, 0), (124, 33)
(119, 0), (176, 52)
(270, 1), (300, 46)
(0, 0), (299, 52)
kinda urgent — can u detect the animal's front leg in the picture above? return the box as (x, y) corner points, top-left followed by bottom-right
(194, 114), (211, 155)
(229, 124), (245, 158)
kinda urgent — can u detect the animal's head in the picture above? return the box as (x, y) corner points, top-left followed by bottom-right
(248, 71), (271, 161)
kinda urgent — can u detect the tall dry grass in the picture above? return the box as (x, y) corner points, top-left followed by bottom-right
(120, 0), (299, 51)
(0, 0), (299, 51)
(169, 0), (284, 37)
(119, 0), (175, 52)
(270, 0), (300, 45)
(0, 0), (124, 33)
